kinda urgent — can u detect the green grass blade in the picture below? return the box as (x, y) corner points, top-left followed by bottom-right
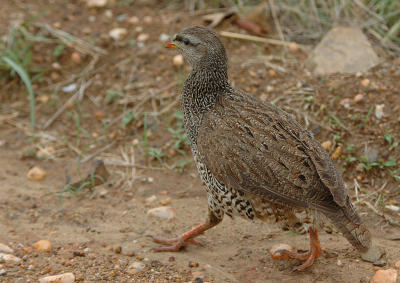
(3, 56), (35, 127)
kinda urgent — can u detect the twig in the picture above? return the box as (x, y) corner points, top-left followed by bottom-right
(354, 178), (360, 202)
(219, 31), (303, 49)
(268, 0), (286, 48)
(80, 141), (116, 164)
(103, 158), (166, 171)
(41, 79), (92, 130)
(35, 23), (107, 56)
(363, 200), (400, 227)
(355, 181), (387, 204)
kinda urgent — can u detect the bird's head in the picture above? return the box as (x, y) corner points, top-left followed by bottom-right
(165, 26), (227, 70)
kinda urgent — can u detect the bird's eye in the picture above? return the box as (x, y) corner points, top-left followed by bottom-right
(183, 39), (190, 45)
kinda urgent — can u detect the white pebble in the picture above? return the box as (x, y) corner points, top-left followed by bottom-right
(159, 33), (170, 42)
(173, 54), (184, 67)
(86, 0), (107, 8)
(375, 104), (385, 119)
(147, 206), (175, 220)
(62, 83), (77, 93)
(39, 272), (75, 283)
(385, 205), (400, 212)
(109, 28), (127, 41)
(0, 244), (13, 254)
(127, 261), (144, 275)
(137, 33), (149, 42)
(0, 253), (21, 263)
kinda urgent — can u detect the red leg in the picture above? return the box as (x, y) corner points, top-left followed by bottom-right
(270, 227), (323, 271)
(151, 209), (222, 252)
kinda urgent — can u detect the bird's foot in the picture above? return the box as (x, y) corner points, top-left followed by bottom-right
(270, 227), (323, 271)
(150, 222), (208, 252)
(150, 235), (202, 252)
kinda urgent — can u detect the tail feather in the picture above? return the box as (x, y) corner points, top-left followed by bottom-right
(324, 196), (371, 252)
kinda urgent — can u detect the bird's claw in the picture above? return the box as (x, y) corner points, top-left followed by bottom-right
(149, 235), (203, 252)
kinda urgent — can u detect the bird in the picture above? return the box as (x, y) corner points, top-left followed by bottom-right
(152, 25), (372, 271)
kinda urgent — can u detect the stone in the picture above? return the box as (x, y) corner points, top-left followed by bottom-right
(33, 240), (52, 252)
(0, 269), (5, 276)
(126, 261), (144, 275)
(394, 260), (400, 269)
(0, 253), (21, 263)
(370, 269), (397, 283)
(86, 0), (107, 7)
(147, 206), (175, 220)
(173, 54), (184, 67)
(39, 272), (75, 283)
(0, 244), (13, 254)
(354, 94), (364, 103)
(375, 104), (384, 119)
(361, 245), (385, 263)
(109, 28), (127, 41)
(71, 52), (82, 64)
(321, 140), (332, 152)
(121, 246), (135, 257)
(27, 166), (47, 181)
(145, 195), (157, 206)
(306, 27), (379, 75)
(137, 33), (149, 42)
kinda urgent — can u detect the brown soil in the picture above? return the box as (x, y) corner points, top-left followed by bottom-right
(0, 1), (399, 282)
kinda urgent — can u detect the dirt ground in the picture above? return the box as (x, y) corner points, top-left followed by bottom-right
(1, 1), (400, 282)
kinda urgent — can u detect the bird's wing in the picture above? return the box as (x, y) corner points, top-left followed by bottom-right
(197, 92), (346, 211)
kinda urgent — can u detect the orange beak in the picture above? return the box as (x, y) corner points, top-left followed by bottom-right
(165, 41), (178, 49)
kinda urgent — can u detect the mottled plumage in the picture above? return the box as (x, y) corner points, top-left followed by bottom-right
(153, 25), (371, 269)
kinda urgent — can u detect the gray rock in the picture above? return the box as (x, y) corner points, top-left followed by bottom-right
(306, 26), (379, 75)
(361, 245), (385, 263)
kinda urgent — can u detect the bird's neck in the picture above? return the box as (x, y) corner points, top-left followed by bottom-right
(180, 66), (230, 146)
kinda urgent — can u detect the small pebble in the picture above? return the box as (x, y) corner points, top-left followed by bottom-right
(159, 33), (170, 42)
(331, 145), (342, 160)
(375, 104), (385, 119)
(339, 98), (352, 109)
(394, 260), (400, 269)
(27, 167), (47, 181)
(109, 28), (127, 40)
(360, 78), (370, 87)
(0, 243), (13, 254)
(373, 260), (387, 267)
(321, 140), (332, 152)
(143, 16), (152, 24)
(370, 269), (397, 283)
(137, 33), (149, 42)
(126, 261), (144, 275)
(159, 197), (171, 206)
(52, 62), (61, 69)
(0, 253), (21, 263)
(121, 246), (135, 257)
(39, 272), (75, 283)
(188, 261), (199, 268)
(268, 69), (276, 77)
(50, 72), (60, 81)
(145, 195), (157, 206)
(86, 0), (107, 8)
(114, 246), (121, 254)
(127, 16), (139, 25)
(71, 52), (82, 64)
(0, 269), (6, 276)
(95, 111), (105, 119)
(173, 55), (184, 67)
(288, 42), (298, 52)
(62, 83), (77, 93)
(353, 94), (364, 103)
(33, 240), (52, 252)
(147, 206), (175, 220)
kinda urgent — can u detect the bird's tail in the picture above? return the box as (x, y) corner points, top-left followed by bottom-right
(324, 197), (371, 252)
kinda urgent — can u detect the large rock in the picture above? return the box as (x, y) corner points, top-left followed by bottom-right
(306, 26), (379, 75)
